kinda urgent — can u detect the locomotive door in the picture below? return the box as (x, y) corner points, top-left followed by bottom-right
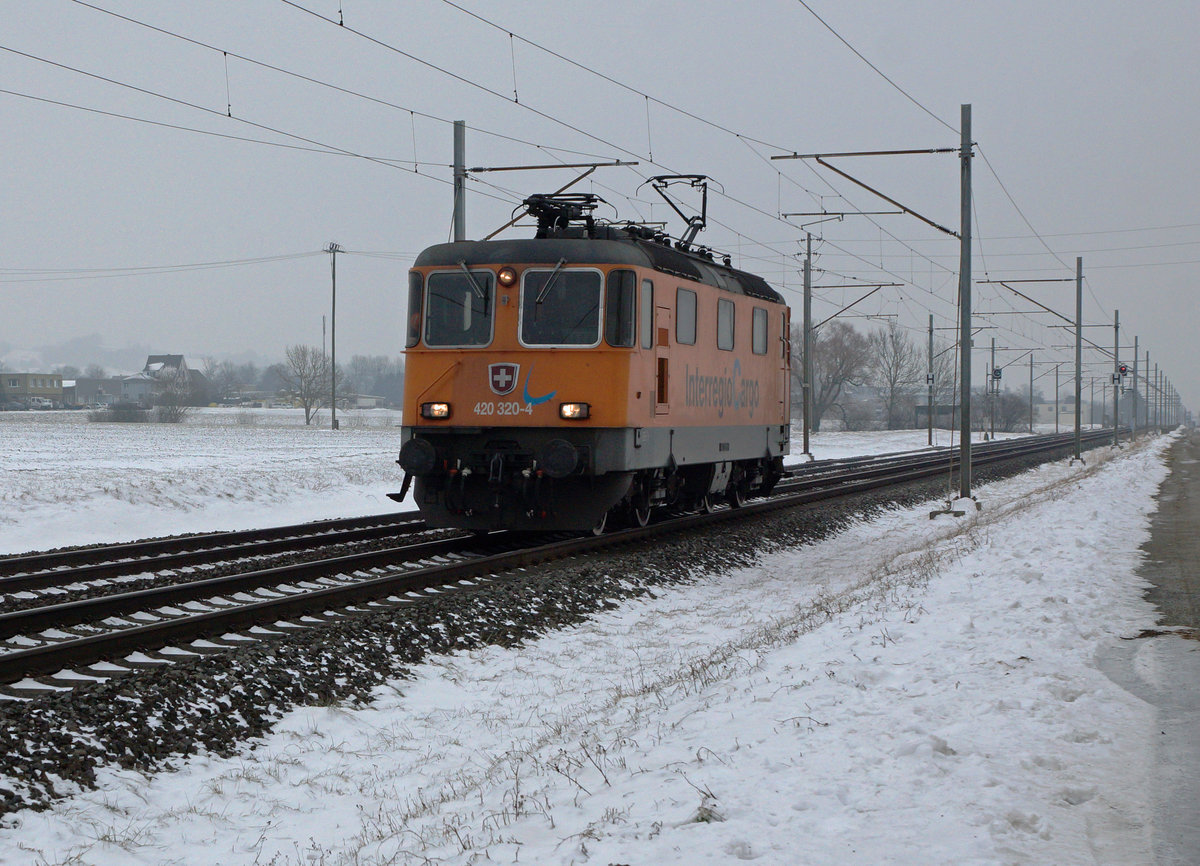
(654, 304), (671, 415)
(779, 307), (791, 419)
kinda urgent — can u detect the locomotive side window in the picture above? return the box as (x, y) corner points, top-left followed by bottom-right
(676, 287), (697, 345)
(717, 297), (735, 351)
(425, 270), (494, 347)
(521, 268), (602, 346)
(640, 279), (654, 349)
(752, 307), (768, 355)
(406, 272), (423, 348)
(605, 269), (636, 348)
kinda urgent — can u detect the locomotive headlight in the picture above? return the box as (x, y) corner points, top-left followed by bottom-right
(559, 402), (590, 420)
(421, 402), (451, 419)
(498, 266), (518, 287)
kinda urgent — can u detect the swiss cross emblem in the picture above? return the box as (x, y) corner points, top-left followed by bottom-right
(489, 363), (519, 396)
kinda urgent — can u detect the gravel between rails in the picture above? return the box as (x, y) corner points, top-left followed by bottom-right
(0, 444), (1085, 817)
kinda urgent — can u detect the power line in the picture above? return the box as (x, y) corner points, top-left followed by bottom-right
(65, 0), (625, 166)
(801, 238), (1200, 257)
(277, 0), (647, 164)
(0, 43), (417, 175)
(0, 251), (327, 283)
(433, 0), (796, 155)
(0, 86), (440, 164)
(792, 0), (958, 135)
(825, 222), (1200, 243)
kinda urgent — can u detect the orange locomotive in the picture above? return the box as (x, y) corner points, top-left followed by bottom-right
(397, 192), (790, 532)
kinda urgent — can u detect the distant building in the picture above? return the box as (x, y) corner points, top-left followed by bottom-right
(1, 372), (64, 408)
(139, 354), (210, 406)
(1034, 398), (1091, 425)
(65, 376), (127, 407)
(122, 372), (157, 407)
(914, 402), (959, 427)
(143, 354), (188, 377)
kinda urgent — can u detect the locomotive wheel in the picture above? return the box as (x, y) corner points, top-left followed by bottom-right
(590, 510), (608, 536)
(631, 500), (652, 527)
(726, 481), (747, 509)
(699, 492), (717, 514)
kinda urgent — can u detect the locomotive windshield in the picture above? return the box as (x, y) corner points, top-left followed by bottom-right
(425, 270), (494, 346)
(520, 268), (602, 346)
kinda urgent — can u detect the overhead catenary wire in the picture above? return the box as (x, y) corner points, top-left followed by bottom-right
(0, 44), (444, 178)
(64, 0), (632, 164)
(0, 86), (436, 161)
(0, 251), (328, 283)
(792, 0), (959, 136)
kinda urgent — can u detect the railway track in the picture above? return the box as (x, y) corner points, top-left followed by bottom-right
(0, 511), (435, 590)
(0, 429), (1121, 695)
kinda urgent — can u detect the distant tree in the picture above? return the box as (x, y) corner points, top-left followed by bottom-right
(372, 368), (405, 406)
(201, 356), (240, 403)
(53, 365), (82, 379)
(968, 387), (1030, 435)
(83, 363), (108, 379)
(996, 390), (1031, 432)
(867, 321), (923, 429)
(233, 362), (261, 392)
(841, 395), (879, 431)
(792, 321), (872, 432)
(347, 354), (404, 405)
(260, 363), (289, 394)
(278, 344), (336, 425)
(152, 367), (192, 423)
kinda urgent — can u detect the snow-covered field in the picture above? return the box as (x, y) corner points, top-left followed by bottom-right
(0, 410), (1184, 864)
(0, 408), (408, 555)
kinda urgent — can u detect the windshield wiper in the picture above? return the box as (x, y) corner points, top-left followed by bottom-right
(535, 258), (568, 304)
(458, 260), (487, 300)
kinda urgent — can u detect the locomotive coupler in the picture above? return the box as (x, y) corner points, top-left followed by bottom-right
(488, 453), (505, 484)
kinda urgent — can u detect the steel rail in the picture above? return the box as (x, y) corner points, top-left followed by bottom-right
(0, 532), (501, 640)
(777, 430), (1102, 492)
(0, 513), (429, 590)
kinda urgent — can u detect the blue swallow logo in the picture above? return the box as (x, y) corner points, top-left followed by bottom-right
(522, 364), (557, 405)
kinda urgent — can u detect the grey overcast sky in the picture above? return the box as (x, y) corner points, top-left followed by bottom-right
(2, 0), (1197, 408)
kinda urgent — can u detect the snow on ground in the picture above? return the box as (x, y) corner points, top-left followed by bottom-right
(0, 408), (409, 555)
(0, 410), (1180, 864)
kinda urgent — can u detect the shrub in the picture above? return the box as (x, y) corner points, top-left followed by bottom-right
(88, 404), (151, 423)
